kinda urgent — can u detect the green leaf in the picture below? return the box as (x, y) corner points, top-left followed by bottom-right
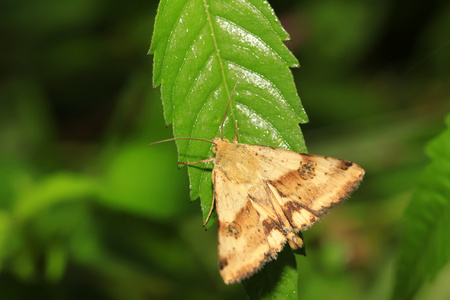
(243, 247), (298, 300)
(149, 0), (308, 226)
(392, 114), (450, 300)
(14, 173), (98, 222)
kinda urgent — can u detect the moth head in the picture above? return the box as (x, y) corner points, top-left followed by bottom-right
(212, 137), (229, 154)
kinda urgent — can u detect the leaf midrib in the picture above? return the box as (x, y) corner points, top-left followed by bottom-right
(203, 0), (235, 122)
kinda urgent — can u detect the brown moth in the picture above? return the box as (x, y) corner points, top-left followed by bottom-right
(150, 80), (365, 284)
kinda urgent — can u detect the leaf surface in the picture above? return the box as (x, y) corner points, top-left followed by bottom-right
(243, 247), (299, 300)
(393, 115), (450, 299)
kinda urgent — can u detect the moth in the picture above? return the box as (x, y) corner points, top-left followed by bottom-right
(151, 81), (365, 284)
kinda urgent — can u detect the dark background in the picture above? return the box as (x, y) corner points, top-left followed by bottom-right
(1, 0), (449, 299)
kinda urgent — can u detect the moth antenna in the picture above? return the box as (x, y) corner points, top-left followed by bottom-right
(220, 75), (242, 140)
(149, 137), (215, 147)
(178, 157), (215, 165)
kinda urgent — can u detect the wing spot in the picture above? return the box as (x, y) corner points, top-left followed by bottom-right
(219, 258), (228, 270)
(298, 159), (317, 180)
(339, 160), (353, 170)
(226, 222), (241, 239)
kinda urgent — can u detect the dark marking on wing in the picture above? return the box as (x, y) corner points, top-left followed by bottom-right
(339, 160), (353, 170)
(282, 201), (320, 229)
(219, 258), (228, 270)
(262, 218), (284, 235)
(298, 158), (317, 180)
(276, 188), (288, 198)
(225, 222), (241, 239)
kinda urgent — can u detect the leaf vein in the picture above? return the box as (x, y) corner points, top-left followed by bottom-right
(234, 100), (293, 149)
(172, 21), (209, 102)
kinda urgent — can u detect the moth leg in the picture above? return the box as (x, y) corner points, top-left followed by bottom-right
(233, 120), (239, 143)
(203, 192), (215, 226)
(203, 171), (217, 226)
(178, 157), (215, 165)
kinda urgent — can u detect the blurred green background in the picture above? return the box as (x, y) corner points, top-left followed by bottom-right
(1, 0), (449, 299)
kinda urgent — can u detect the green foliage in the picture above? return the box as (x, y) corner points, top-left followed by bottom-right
(100, 142), (186, 219)
(149, 0), (308, 228)
(393, 115), (450, 300)
(243, 248), (298, 300)
(1, 0), (449, 299)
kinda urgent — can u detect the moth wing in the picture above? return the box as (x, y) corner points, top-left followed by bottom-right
(247, 181), (304, 251)
(213, 142), (364, 284)
(248, 145), (365, 231)
(214, 170), (274, 284)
